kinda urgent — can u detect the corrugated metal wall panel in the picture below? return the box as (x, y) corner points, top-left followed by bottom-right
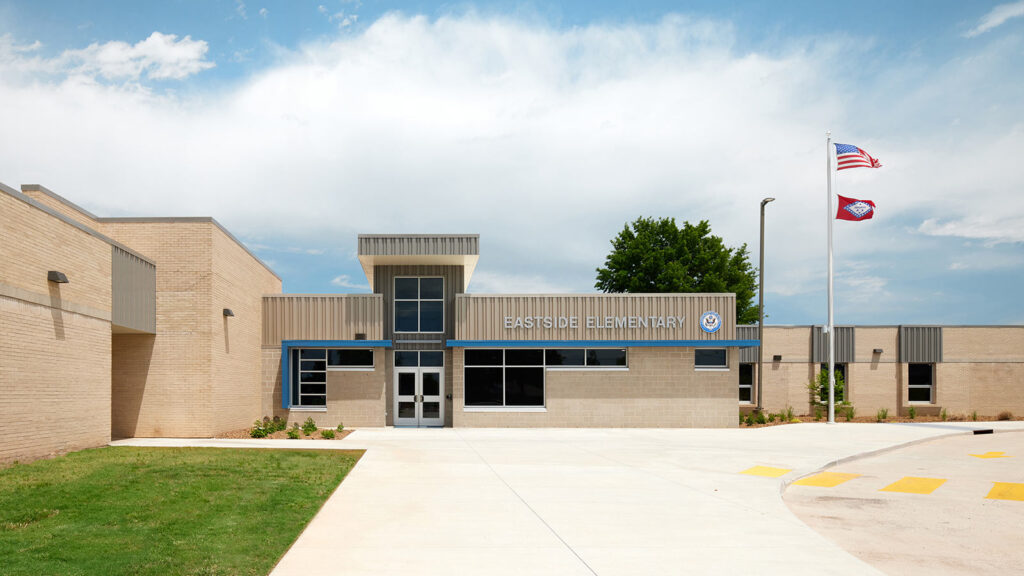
(737, 325), (759, 362)
(811, 326), (855, 363)
(111, 245), (156, 333)
(374, 265), (464, 348)
(455, 294), (736, 341)
(261, 295), (383, 345)
(358, 235), (479, 256)
(899, 326), (943, 363)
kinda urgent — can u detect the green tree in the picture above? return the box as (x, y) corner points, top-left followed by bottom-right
(595, 217), (759, 324)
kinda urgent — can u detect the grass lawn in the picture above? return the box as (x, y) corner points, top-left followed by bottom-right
(0, 447), (363, 576)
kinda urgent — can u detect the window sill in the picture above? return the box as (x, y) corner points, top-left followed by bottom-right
(907, 401), (934, 405)
(695, 367), (730, 372)
(463, 406), (547, 413)
(546, 367), (629, 372)
(289, 406), (328, 412)
(328, 367), (375, 372)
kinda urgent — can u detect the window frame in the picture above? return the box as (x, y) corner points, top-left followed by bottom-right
(695, 348), (729, 370)
(327, 348), (375, 372)
(394, 276), (445, 334)
(293, 348), (328, 408)
(907, 363), (934, 404)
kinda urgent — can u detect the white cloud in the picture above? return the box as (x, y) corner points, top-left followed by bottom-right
(965, 1), (1024, 37)
(259, 8), (269, 19)
(51, 32), (215, 81)
(0, 13), (1022, 315)
(330, 274), (369, 290)
(235, 0), (248, 20)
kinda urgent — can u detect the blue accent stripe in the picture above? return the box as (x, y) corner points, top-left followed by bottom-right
(446, 339), (760, 348)
(281, 340), (392, 409)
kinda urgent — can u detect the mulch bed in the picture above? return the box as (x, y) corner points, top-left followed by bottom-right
(215, 428), (354, 440)
(741, 414), (1022, 428)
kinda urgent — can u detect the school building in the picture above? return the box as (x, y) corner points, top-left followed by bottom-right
(2, 182), (1022, 463)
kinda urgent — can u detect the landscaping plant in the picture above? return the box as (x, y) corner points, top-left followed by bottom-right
(843, 405), (855, 422)
(301, 417), (318, 436)
(337, 422), (344, 432)
(998, 411), (1013, 421)
(287, 424), (300, 439)
(908, 406), (917, 419)
(940, 408), (948, 421)
(321, 429), (335, 439)
(971, 410), (978, 421)
(784, 406), (795, 422)
(876, 408), (888, 422)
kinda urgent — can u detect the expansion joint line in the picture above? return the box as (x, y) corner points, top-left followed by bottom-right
(454, 429), (599, 576)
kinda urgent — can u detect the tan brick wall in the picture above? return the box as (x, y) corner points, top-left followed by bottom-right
(944, 327), (1024, 362)
(210, 226), (281, 434)
(0, 193), (111, 315)
(20, 188), (104, 230)
(0, 296), (111, 463)
(760, 327), (815, 414)
(452, 347), (738, 428)
(106, 221), (215, 437)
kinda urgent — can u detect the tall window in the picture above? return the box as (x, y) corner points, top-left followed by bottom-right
(819, 362), (847, 403)
(394, 277), (444, 333)
(290, 348), (374, 407)
(739, 363), (753, 403)
(908, 363), (934, 403)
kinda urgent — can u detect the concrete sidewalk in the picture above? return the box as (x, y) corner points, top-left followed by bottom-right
(113, 422), (1024, 575)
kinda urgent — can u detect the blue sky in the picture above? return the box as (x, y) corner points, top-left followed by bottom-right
(1, 1), (1022, 325)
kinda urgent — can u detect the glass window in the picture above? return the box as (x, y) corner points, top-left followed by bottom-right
(465, 349), (503, 366)
(739, 363), (753, 403)
(819, 363), (847, 403)
(394, 277), (444, 333)
(505, 368), (544, 406)
(546, 349), (585, 366)
(394, 351), (419, 366)
(587, 349), (627, 366)
(695, 348), (727, 368)
(420, 351), (444, 367)
(465, 367), (503, 406)
(293, 348), (327, 407)
(505, 349), (544, 366)
(908, 363), (933, 403)
(328, 349), (373, 368)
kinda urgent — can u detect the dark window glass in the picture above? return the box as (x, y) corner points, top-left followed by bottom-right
(301, 360), (326, 371)
(739, 387), (752, 402)
(420, 301), (444, 332)
(395, 301), (419, 332)
(505, 368), (544, 406)
(290, 349), (299, 406)
(908, 387), (931, 402)
(820, 363), (847, 382)
(695, 349), (727, 367)
(505, 349), (543, 366)
(587, 349), (627, 366)
(395, 351), (419, 366)
(420, 351), (444, 367)
(546, 349), (585, 366)
(300, 349), (326, 360)
(302, 383), (326, 395)
(302, 395), (326, 406)
(818, 363), (846, 402)
(739, 363), (753, 385)
(422, 372), (440, 396)
(398, 402), (416, 419)
(398, 372), (416, 396)
(465, 349), (503, 366)
(300, 372), (326, 383)
(423, 402), (440, 419)
(395, 278), (419, 300)
(420, 278), (444, 300)
(465, 367), (503, 406)
(328, 349), (374, 367)
(908, 364), (932, 386)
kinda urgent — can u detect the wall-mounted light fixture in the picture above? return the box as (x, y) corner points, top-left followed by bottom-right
(223, 308), (234, 317)
(355, 333), (366, 340)
(47, 271), (69, 283)
(873, 348), (884, 354)
(772, 354), (782, 362)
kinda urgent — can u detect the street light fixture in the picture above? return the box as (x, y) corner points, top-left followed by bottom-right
(758, 197), (775, 411)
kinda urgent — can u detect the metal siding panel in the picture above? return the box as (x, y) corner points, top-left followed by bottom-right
(812, 326), (855, 363)
(358, 235), (479, 256)
(261, 295), (383, 345)
(899, 326), (943, 363)
(111, 245), (156, 333)
(737, 326), (759, 362)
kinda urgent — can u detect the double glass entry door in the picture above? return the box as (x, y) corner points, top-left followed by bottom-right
(394, 368), (444, 427)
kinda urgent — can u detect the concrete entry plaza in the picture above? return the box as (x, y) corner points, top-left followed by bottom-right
(114, 422), (1024, 575)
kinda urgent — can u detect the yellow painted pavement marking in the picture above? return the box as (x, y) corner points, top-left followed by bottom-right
(880, 476), (947, 495)
(970, 451), (1009, 459)
(793, 472), (861, 488)
(986, 482), (1024, 501)
(741, 465), (792, 478)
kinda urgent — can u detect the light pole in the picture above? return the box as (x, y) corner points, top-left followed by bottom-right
(758, 197), (775, 411)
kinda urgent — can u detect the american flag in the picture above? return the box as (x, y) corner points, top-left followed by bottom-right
(834, 143), (881, 170)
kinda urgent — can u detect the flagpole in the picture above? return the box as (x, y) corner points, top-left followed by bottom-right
(826, 131), (836, 424)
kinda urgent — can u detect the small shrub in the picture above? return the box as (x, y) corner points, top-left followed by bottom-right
(739, 412), (744, 425)
(876, 408), (888, 422)
(908, 406), (917, 420)
(337, 422), (344, 432)
(249, 419), (268, 438)
(940, 408), (948, 421)
(843, 405), (856, 422)
(287, 425), (300, 439)
(767, 413), (776, 423)
(784, 406), (795, 422)
(997, 411), (1013, 421)
(813, 407), (822, 421)
(271, 415), (287, 432)
(321, 429), (336, 439)
(971, 410), (978, 422)
(744, 413), (755, 426)
(755, 411), (767, 425)
(302, 417), (318, 436)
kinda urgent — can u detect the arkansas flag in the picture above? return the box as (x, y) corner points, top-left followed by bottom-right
(836, 195), (875, 221)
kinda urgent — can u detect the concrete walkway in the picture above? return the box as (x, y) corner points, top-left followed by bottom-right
(112, 421), (1024, 575)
